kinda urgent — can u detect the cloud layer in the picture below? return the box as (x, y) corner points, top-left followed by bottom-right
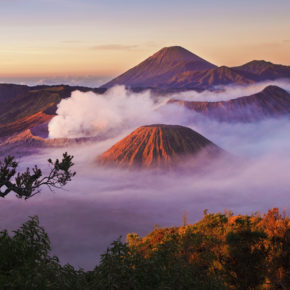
(48, 80), (290, 139)
(2, 81), (290, 270)
(169, 79), (290, 102)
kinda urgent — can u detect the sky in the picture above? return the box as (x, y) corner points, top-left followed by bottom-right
(0, 0), (290, 86)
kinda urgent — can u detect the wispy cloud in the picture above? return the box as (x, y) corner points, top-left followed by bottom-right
(91, 44), (138, 51)
(62, 40), (83, 44)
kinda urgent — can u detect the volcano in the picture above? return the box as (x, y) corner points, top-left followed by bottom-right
(102, 46), (217, 89)
(0, 84), (105, 138)
(170, 85), (290, 122)
(98, 124), (222, 168)
(102, 46), (290, 90)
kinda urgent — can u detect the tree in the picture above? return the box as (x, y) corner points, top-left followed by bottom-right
(0, 152), (75, 199)
(0, 216), (90, 290)
(259, 208), (290, 289)
(222, 218), (267, 290)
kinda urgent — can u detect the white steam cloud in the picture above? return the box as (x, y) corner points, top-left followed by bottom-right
(48, 85), (188, 138)
(49, 80), (290, 139)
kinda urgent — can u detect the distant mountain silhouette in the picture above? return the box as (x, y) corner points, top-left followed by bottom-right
(233, 60), (290, 80)
(98, 124), (222, 168)
(102, 46), (290, 89)
(103, 46), (217, 89)
(170, 86), (290, 122)
(169, 66), (255, 89)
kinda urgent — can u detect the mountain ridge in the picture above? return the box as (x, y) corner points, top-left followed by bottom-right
(170, 85), (290, 122)
(102, 46), (290, 89)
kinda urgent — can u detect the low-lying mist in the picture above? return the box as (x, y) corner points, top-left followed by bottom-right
(48, 80), (290, 139)
(169, 79), (290, 102)
(1, 82), (290, 270)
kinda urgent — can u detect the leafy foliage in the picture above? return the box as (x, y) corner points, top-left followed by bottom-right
(224, 228), (267, 289)
(0, 209), (289, 289)
(0, 216), (90, 290)
(126, 209), (290, 289)
(0, 153), (75, 199)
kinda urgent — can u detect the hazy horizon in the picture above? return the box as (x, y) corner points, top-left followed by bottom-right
(1, 46), (290, 87)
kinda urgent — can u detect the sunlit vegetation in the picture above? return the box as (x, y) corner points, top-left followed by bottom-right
(0, 208), (289, 289)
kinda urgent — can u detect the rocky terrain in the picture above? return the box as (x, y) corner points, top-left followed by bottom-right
(170, 85), (290, 122)
(98, 124), (223, 168)
(0, 84), (104, 138)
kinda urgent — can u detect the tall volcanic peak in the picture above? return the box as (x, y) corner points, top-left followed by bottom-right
(102, 46), (290, 90)
(98, 124), (222, 168)
(102, 46), (217, 89)
(148, 46), (212, 64)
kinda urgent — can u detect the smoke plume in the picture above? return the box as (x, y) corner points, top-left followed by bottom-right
(48, 85), (189, 138)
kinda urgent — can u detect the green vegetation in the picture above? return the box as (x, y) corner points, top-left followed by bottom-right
(0, 209), (289, 289)
(0, 216), (89, 290)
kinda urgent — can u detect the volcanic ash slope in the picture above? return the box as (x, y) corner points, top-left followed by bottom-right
(98, 124), (223, 168)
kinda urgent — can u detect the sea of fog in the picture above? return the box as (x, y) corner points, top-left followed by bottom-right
(1, 82), (290, 269)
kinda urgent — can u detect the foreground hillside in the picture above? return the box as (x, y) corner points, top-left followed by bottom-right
(1, 208), (289, 289)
